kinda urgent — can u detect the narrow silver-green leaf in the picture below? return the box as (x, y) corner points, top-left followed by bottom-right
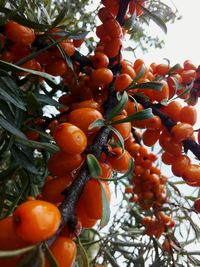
(88, 119), (105, 131)
(168, 63), (182, 74)
(126, 82), (163, 92)
(0, 116), (27, 139)
(44, 243), (59, 267)
(99, 180), (111, 229)
(51, 5), (68, 28)
(109, 126), (125, 152)
(86, 154), (102, 178)
(111, 108), (153, 125)
(107, 91), (129, 121)
(77, 237), (89, 267)
(139, 3), (167, 34)
(126, 64), (145, 90)
(0, 60), (58, 84)
(0, 245), (36, 258)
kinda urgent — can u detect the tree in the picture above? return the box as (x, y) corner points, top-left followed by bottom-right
(0, 0), (200, 266)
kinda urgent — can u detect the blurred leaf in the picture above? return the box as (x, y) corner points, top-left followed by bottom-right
(99, 180), (110, 229)
(0, 60), (58, 84)
(51, 4), (68, 28)
(107, 91), (129, 121)
(11, 145), (38, 174)
(4, 169), (29, 216)
(128, 64), (145, 86)
(0, 244), (36, 258)
(111, 108), (153, 124)
(38, 247), (45, 267)
(103, 249), (120, 267)
(168, 63), (182, 74)
(77, 237), (89, 267)
(126, 82), (163, 91)
(0, 116), (27, 139)
(88, 119), (105, 131)
(35, 93), (63, 108)
(109, 126), (125, 152)
(86, 154), (102, 178)
(15, 137), (59, 153)
(44, 243), (58, 267)
(139, 4), (167, 34)
(27, 92), (43, 116)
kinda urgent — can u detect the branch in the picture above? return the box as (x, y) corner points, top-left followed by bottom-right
(134, 95), (200, 160)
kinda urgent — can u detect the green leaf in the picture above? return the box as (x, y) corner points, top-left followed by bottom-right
(4, 171), (29, 216)
(44, 243), (59, 267)
(109, 126), (125, 152)
(11, 145), (38, 174)
(0, 7), (48, 30)
(99, 180), (110, 229)
(35, 93), (63, 108)
(27, 92), (43, 116)
(124, 11), (137, 30)
(51, 5), (68, 28)
(0, 116), (27, 139)
(173, 83), (193, 100)
(38, 247), (45, 267)
(127, 64), (146, 89)
(126, 82), (163, 92)
(88, 119), (105, 131)
(86, 154), (102, 178)
(107, 91), (129, 121)
(0, 245), (36, 258)
(111, 108), (153, 125)
(168, 63), (182, 74)
(139, 3), (167, 34)
(0, 79), (26, 110)
(15, 137), (59, 153)
(0, 60), (58, 84)
(77, 237), (89, 267)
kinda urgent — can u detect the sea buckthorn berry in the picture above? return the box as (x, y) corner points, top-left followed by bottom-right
(112, 115), (131, 141)
(180, 105), (197, 125)
(80, 179), (111, 220)
(194, 198), (200, 213)
(99, 161), (113, 179)
(167, 74), (183, 98)
(114, 73), (133, 92)
(45, 237), (77, 267)
(91, 67), (113, 86)
(142, 129), (160, 147)
(181, 69), (196, 84)
(46, 59), (68, 76)
(42, 176), (74, 203)
(129, 0), (145, 16)
(68, 107), (103, 134)
(13, 200), (61, 243)
(103, 18), (122, 38)
(183, 60), (197, 71)
(75, 200), (97, 228)
(53, 123), (87, 154)
(48, 151), (84, 176)
(24, 130), (40, 141)
(183, 164), (200, 186)
(171, 155), (191, 177)
(171, 123), (194, 141)
(0, 216), (29, 250)
(164, 101), (182, 122)
(153, 80), (169, 102)
(92, 52), (109, 68)
(155, 63), (170, 76)
(108, 147), (132, 173)
(5, 20), (35, 45)
(104, 37), (122, 58)
(98, 7), (114, 22)
(161, 151), (175, 165)
(71, 100), (101, 111)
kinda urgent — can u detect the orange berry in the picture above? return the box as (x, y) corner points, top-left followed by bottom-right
(53, 123), (87, 154)
(161, 151), (175, 165)
(181, 69), (196, 84)
(68, 108), (103, 134)
(108, 147), (132, 173)
(155, 63), (170, 76)
(46, 59), (67, 76)
(48, 151), (84, 176)
(180, 105), (197, 125)
(171, 155), (191, 177)
(103, 18), (122, 38)
(104, 38), (122, 58)
(13, 200), (61, 243)
(183, 164), (200, 186)
(75, 200), (97, 228)
(142, 129), (160, 147)
(112, 114), (131, 141)
(114, 73), (132, 92)
(5, 20), (35, 45)
(92, 52), (109, 68)
(45, 237), (77, 267)
(171, 123), (194, 141)
(164, 101), (182, 122)
(91, 67), (113, 87)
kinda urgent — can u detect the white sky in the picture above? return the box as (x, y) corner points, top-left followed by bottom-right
(137, 0), (200, 66)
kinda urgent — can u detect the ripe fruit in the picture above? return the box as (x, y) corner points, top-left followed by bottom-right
(114, 73), (133, 92)
(171, 123), (194, 141)
(80, 179), (111, 220)
(53, 123), (87, 154)
(112, 114), (131, 141)
(108, 147), (132, 173)
(68, 108), (103, 134)
(5, 20), (35, 45)
(92, 52), (109, 68)
(13, 200), (61, 243)
(180, 105), (197, 125)
(48, 151), (84, 176)
(91, 67), (113, 87)
(45, 236), (77, 267)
